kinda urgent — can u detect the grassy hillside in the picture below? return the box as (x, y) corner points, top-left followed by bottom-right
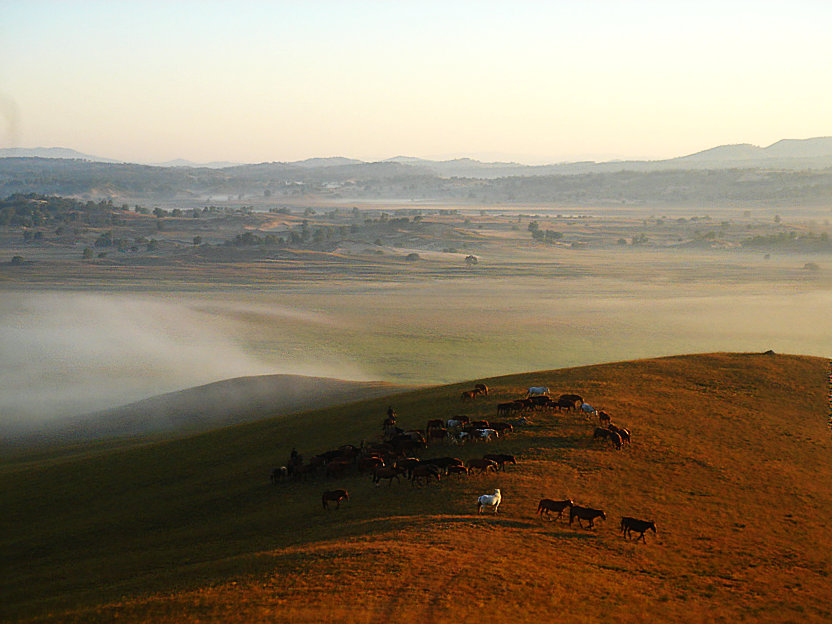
(2, 353), (830, 623)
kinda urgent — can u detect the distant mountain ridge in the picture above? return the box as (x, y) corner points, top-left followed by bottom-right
(4, 136), (832, 174)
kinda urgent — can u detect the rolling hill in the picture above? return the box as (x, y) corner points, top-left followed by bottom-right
(14, 374), (412, 444)
(2, 352), (830, 623)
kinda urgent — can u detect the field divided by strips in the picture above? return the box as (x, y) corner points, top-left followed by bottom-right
(2, 353), (832, 623)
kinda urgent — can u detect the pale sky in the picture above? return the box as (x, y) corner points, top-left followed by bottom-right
(1, 0), (830, 164)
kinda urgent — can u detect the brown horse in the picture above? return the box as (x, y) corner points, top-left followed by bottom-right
(558, 394), (583, 409)
(474, 383), (489, 396)
(467, 458), (498, 475)
(461, 388), (483, 400)
(536, 498), (574, 521)
(322, 489), (349, 509)
(593, 427), (622, 450)
(570, 505), (606, 529)
(621, 517), (656, 542)
(608, 423), (630, 444)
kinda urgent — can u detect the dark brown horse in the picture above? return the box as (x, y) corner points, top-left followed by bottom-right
(446, 464), (469, 478)
(411, 464), (441, 486)
(570, 505), (606, 529)
(490, 422), (513, 436)
(536, 498), (574, 521)
(483, 453), (517, 471)
(496, 401), (522, 417)
(558, 394), (583, 409)
(467, 458), (498, 475)
(461, 388), (483, 400)
(373, 466), (405, 486)
(358, 456), (385, 473)
(620, 516), (656, 542)
(593, 427), (622, 450)
(322, 489), (349, 509)
(608, 423), (630, 444)
(474, 383), (489, 396)
(427, 427), (449, 442)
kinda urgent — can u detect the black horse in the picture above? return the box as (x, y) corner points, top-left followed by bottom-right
(570, 505), (606, 529)
(620, 516), (656, 542)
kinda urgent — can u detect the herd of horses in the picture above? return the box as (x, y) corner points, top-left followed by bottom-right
(271, 382), (655, 543)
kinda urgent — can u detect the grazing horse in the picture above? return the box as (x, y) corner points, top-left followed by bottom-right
(472, 428), (499, 442)
(474, 383), (489, 396)
(527, 386), (550, 398)
(461, 389), (483, 400)
(570, 505), (606, 529)
(556, 397), (577, 411)
(427, 427), (448, 442)
(558, 394), (583, 409)
(446, 464), (469, 478)
(537, 498), (574, 521)
(322, 489), (349, 509)
(477, 489), (502, 514)
(490, 422), (513, 436)
(470, 420), (490, 430)
(358, 456), (385, 473)
(621, 517), (657, 543)
(483, 453), (517, 471)
(497, 401), (522, 417)
(467, 458), (498, 474)
(593, 427), (623, 450)
(373, 466), (405, 486)
(608, 423), (630, 444)
(411, 464), (441, 486)
(396, 457), (421, 479)
(422, 457), (463, 473)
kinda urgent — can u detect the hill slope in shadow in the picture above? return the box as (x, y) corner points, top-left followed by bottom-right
(30, 374), (414, 443)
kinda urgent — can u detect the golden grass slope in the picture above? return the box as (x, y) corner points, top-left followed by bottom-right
(2, 353), (831, 623)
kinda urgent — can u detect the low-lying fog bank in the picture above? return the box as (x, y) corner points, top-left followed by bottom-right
(0, 293), (371, 437)
(2, 281), (830, 440)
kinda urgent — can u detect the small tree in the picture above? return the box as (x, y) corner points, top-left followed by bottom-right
(82, 247), (93, 259)
(11, 255), (23, 265)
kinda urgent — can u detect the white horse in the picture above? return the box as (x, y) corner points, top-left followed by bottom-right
(581, 403), (597, 416)
(527, 386), (549, 397)
(477, 489), (502, 514)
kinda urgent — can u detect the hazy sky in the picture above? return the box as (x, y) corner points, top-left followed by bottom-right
(2, 1), (830, 164)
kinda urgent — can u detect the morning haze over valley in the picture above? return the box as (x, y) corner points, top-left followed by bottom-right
(2, 2), (831, 623)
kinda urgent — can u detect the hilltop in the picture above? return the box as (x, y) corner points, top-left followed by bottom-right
(1, 352), (830, 623)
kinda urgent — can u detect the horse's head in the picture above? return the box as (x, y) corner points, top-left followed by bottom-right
(650, 521), (657, 533)
(600, 511), (607, 519)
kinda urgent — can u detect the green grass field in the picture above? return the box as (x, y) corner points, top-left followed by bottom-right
(3, 352), (830, 623)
